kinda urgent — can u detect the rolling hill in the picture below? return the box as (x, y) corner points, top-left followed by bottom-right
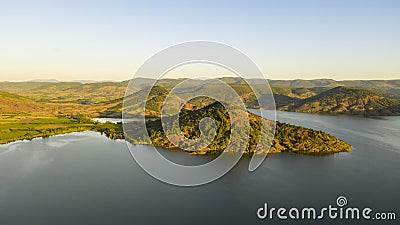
(1, 79), (400, 117)
(0, 89), (122, 118)
(289, 86), (400, 116)
(0, 81), (130, 103)
(0, 90), (41, 114)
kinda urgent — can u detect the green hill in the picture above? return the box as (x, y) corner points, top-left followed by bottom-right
(126, 101), (351, 155)
(289, 86), (400, 116)
(119, 85), (186, 118)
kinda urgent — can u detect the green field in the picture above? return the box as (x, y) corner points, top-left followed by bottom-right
(0, 115), (97, 144)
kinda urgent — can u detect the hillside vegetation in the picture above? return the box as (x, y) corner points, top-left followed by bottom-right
(289, 86), (400, 116)
(126, 100), (351, 155)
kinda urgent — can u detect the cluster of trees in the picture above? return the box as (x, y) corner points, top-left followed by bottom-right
(68, 113), (94, 124)
(127, 101), (351, 155)
(272, 122), (351, 154)
(94, 122), (124, 139)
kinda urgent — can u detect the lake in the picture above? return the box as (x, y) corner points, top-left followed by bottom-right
(0, 111), (399, 225)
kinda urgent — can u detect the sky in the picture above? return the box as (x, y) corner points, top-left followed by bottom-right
(1, 0), (399, 81)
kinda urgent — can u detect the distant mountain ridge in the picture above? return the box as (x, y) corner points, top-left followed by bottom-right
(3, 78), (399, 92)
(1, 78), (399, 117)
(268, 79), (400, 95)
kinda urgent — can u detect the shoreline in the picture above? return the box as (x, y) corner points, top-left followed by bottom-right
(0, 130), (351, 157)
(0, 126), (95, 145)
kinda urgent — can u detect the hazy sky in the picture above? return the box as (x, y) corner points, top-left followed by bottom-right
(1, 0), (399, 81)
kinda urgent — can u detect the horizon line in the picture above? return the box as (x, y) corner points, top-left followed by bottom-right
(1, 77), (400, 83)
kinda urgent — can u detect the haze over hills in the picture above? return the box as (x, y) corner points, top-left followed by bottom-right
(3, 78), (400, 92)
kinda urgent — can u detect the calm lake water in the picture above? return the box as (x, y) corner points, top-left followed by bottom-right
(0, 111), (399, 225)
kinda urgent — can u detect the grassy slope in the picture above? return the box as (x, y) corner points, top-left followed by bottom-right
(0, 81), (129, 103)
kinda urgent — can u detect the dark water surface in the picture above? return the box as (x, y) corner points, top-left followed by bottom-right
(0, 112), (399, 225)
